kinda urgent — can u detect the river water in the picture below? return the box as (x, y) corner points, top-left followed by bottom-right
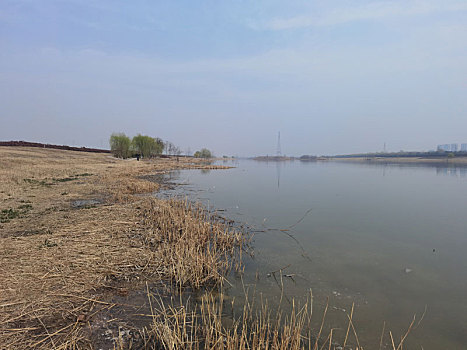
(165, 159), (467, 349)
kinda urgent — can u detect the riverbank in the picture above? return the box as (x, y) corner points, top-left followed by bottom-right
(0, 147), (243, 349)
(1, 147), (419, 349)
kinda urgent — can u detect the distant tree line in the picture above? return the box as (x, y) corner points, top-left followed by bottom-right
(299, 155), (317, 161)
(109, 133), (213, 159)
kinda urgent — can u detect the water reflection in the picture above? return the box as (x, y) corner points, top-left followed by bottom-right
(436, 166), (467, 177)
(334, 160), (467, 178)
(276, 162), (281, 188)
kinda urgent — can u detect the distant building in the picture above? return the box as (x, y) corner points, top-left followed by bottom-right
(437, 144), (450, 152)
(461, 143), (467, 152)
(437, 144), (461, 152)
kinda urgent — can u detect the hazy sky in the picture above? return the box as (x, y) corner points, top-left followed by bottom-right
(1, 1), (466, 156)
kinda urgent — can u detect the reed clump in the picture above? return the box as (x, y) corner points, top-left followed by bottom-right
(136, 285), (422, 350)
(146, 291), (311, 350)
(139, 198), (246, 289)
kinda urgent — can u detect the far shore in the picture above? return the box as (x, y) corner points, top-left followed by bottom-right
(328, 156), (467, 166)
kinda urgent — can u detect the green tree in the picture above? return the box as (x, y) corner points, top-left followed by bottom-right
(194, 148), (212, 158)
(132, 134), (164, 158)
(109, 133), (131, 158)
(153, 137), (165, 155)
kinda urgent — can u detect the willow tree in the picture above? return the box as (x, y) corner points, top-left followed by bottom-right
(132, 134), (164, 158)
(109, 133), (131, 158)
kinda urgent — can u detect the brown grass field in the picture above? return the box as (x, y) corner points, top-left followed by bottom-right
(0, 147), (244, 349)
(0, 147), (419, 349)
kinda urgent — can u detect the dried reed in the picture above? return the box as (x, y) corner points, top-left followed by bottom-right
(139, 286), (423, 350)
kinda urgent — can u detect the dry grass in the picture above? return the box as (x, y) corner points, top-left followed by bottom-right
(0, 147), (237, 349)
(143, 289), (311, 350)
(139, 199), (246, 289)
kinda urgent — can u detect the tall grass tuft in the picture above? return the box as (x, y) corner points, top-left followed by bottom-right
(140, 198), (247, 289)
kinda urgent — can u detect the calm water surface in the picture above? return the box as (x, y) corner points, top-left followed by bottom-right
(167, 159), (467, 349)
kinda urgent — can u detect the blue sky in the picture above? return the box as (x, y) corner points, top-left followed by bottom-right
(1, 0), (466, 155)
